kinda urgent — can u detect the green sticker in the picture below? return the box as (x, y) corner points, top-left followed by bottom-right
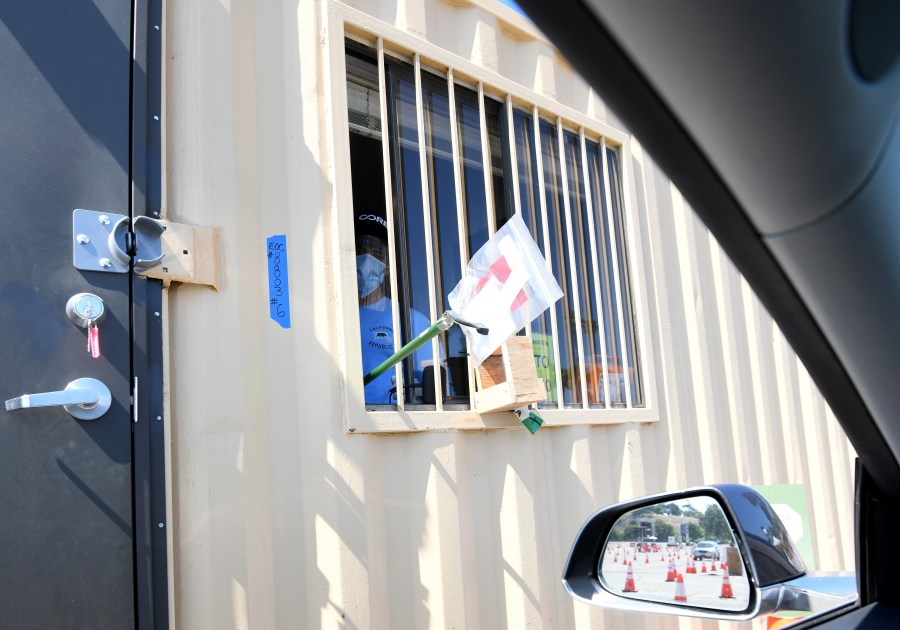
(532, 333), (556, 402)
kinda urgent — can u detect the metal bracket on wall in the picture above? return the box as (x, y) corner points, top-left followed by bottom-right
(138, 220), (220, 289)
(73, 209), (220, 289)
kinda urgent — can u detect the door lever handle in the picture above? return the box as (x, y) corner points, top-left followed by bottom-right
(4, 378), (112, 421)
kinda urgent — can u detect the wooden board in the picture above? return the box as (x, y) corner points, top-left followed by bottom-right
(474, 336), (547, 413)
(140, 221), (220, 289)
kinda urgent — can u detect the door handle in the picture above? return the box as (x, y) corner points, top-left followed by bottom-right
(4, 378), (112, 421)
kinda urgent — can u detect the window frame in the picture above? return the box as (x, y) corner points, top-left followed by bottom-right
(325, 1), (658, 432)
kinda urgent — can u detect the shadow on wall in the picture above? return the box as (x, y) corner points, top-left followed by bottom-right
(0, 0), (137, 188)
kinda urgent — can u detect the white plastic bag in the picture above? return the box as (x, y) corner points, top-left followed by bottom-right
(448, 214), (563, 365)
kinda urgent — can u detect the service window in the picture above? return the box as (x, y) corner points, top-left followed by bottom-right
(344, 36), (648, 424)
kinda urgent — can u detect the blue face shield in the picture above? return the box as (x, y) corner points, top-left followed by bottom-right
(356, 253), (386, 298)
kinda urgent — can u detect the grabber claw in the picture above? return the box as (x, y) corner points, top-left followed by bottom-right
(515, 406), (544, 435)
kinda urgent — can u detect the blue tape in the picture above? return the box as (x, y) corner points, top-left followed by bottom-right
(266, 235), (291, 329)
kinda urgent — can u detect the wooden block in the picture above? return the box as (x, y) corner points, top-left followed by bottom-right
(474, 378), (547, 413)
(474, 336), (547, 413)
(140, 221), (220, 289)
(505, 336), (538, 378)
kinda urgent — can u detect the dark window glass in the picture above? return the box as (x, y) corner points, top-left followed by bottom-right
(540, 120), (581, 407)
(512, 110), (556, 405)
(455, 86), (489, 255)
(586, 141), (627, 407)
(485, 98), (509, 232)
(563, 130), (604, 406)
(421, 70), (467, 403)
(607, 148), (644, 407)
(385, 61), (436, 404)
(346, 45), (396, 407)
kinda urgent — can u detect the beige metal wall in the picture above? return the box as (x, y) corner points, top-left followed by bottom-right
(163, 0), (856, 628)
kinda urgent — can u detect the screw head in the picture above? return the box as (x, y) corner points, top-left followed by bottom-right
(76, 234), (90, 244)
(154, 311), (160, 317)
(158, 522), (164, 528)
(98, 214), (110, 225)
(153, 115), (160, 121)
(99, 258), (112, 268)
(153, 24), (160, 30)
(156, 415), (162, 421)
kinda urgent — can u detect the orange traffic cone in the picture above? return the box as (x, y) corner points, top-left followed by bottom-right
(686, 557), (695, 574)
(665, 560), (676, 582)
(674, 573), (687, 602)
(720, 568), (735, 599)
(701, 560), (708, 573)
(623, 562), (637, 593)
(645, 553), (650, 564)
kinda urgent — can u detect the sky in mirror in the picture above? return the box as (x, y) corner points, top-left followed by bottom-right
(599, 496), (751, 612)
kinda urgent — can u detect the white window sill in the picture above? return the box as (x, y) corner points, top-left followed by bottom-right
(345, 407), (659, 433)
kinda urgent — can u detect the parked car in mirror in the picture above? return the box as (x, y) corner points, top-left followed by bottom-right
(693, 541), (721, 562)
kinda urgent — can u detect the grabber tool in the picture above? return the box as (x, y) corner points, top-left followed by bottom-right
(363, 311), (488, 385)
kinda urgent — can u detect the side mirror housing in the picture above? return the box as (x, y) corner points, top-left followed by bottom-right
(562, 484), (809, 620)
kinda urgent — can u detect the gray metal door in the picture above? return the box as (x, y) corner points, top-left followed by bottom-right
(0, 1), (136, 627)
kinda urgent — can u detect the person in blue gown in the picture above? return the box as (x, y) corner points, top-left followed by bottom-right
(355, 212), (436, 404)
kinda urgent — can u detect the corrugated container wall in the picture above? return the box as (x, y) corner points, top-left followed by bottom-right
(163, 0), (856, 627)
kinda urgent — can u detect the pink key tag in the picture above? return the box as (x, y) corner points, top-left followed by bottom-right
(88, 322), (100, 359)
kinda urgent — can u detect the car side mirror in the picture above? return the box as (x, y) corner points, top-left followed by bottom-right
(562, 485), (808, 621)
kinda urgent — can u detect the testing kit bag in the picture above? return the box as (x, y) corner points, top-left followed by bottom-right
(448, 214), (563, 365)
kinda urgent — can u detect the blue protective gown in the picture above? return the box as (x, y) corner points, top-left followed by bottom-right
(359, 298), (435, 404)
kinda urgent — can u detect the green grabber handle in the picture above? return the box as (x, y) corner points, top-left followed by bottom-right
(363, 311), (488, 385)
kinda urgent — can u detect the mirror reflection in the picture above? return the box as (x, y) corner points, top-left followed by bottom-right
(599, 495), (751, 611)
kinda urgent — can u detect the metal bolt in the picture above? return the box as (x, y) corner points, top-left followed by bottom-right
(153, 24), (160, 31)
(99, 258), (112, 268)
(98, 214), (110, 225)
(154, 311), (160, 317)
(156, 415), (162, 421)
(153, 211), (160, 217)
(153, 115), (160, 121)
(76, 234), (90, 244)
(158, 522), (164, 528)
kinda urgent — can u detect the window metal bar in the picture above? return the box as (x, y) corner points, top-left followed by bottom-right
(580, 128), (611, 408)
(505, 97), (532, 339)
(601, 139), (633, 408)
(533, 107), (563, 410)
(414, 53), (444, 410)
(377, 37), (405, 410)
(505, 97), (522, 227)
(557, 119), (589, 409)
(492, 96), (519, 236)
(446, 69), (475, 409)
(480, 82), (497, 238)
(472, 82), (498, 403)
